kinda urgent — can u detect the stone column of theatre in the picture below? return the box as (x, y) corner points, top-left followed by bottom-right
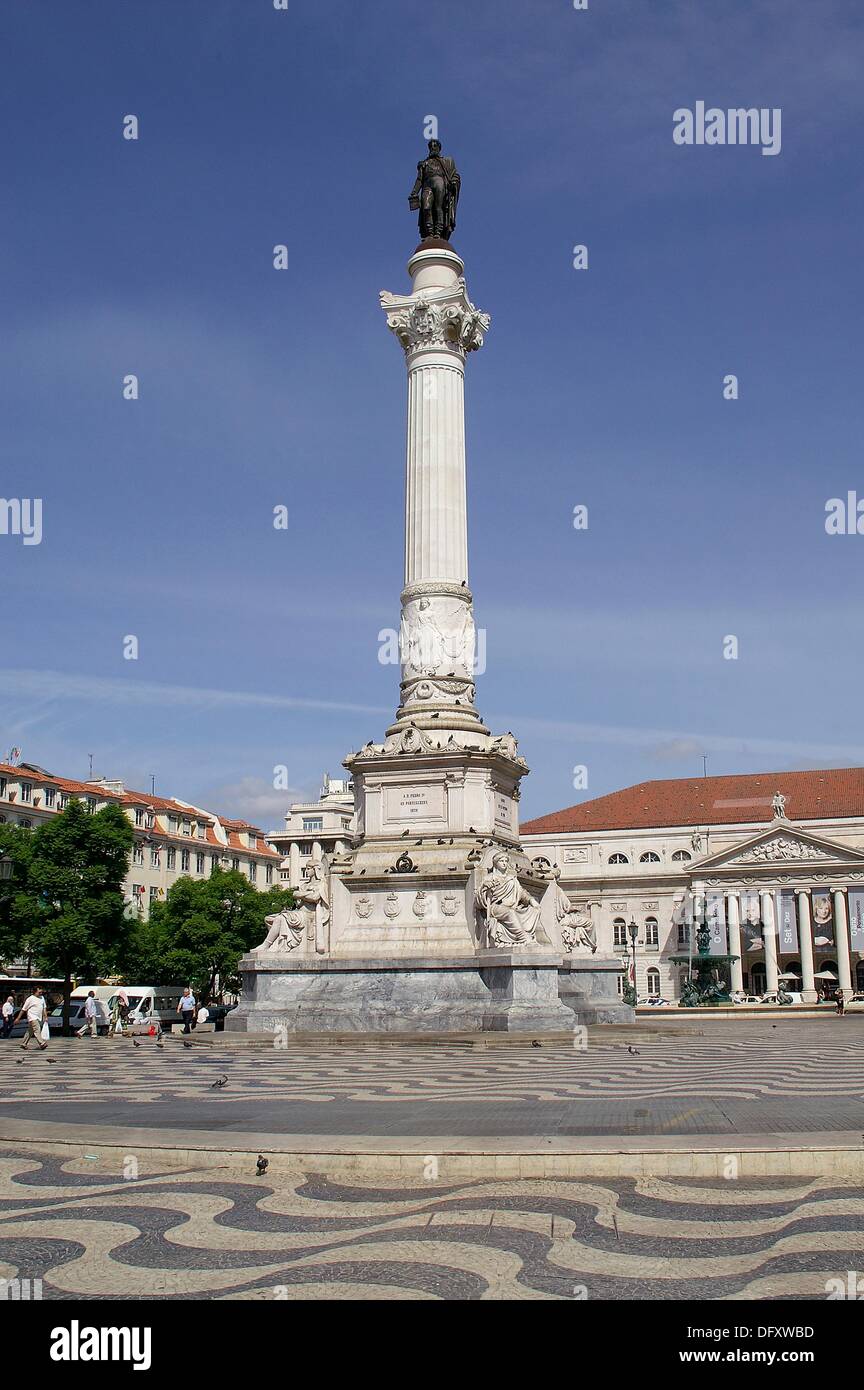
(796, 889), (816, 1002)
(726, 891), (744, 994)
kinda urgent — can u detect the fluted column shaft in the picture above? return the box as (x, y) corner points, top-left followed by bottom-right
(760, 890), (779, 993)
(833, 888), (853, 993)
(796, 890), (816, 1002)
(726, 892), (744, 993)
(405, 357), (467, 585)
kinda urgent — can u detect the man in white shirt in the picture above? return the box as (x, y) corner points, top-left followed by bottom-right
(1, 995), (14, 1038)
(178, 987), (196, 1034)
(15, 987), (47, 1050)
(76, 991), (100, 1039)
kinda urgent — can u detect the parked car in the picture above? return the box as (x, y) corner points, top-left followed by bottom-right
(645, 995), (670, 1007)
(731, 993), (761, 1004)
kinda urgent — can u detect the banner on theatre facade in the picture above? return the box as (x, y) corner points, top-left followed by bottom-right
(810, 890), (835, 948)
(776, 890), (798, 954)
(706, 892), (727, 955)
(848, 889), (864, 953)
(739, 890), (762, 950)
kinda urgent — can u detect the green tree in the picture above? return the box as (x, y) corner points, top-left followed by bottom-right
(126, 869), (293, 1002)
(2, 800), (134, 1032)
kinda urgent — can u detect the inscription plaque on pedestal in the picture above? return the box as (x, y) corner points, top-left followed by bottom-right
(385, 784), (447, 822)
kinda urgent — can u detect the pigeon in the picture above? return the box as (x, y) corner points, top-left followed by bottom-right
(401, 829), (410, 838)
(359, 868), (366, 875)
(449, 838), (454, 845)
(183, 1040), (194, 1049)
(210, 1075), (228, 1089)
(437, 838), (446, 845)
(46, 1058), (56, 1064)
(256, 1154), (269, 1176)
(414, 839), (422, 846)
(628, 1046), (640, 1055)
(431, 712), (439, 719)
(469, 826), (476, 833)
(156, 1041), (164, 1049)
(16, 1059), (23, 1065)
(531, 1040), (541, 1049)
(133, 1039), (141, 1048)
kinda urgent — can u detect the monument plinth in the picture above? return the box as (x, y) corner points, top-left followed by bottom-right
(229, 145), (632, 1033)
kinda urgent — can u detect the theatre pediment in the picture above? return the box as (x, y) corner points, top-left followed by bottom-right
(693, 824), (864, 872)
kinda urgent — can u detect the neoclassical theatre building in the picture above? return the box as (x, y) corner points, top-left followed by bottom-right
(520, 769), (864, 1003)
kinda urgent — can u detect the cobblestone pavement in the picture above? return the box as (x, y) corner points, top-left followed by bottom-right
(0, 1150), (862, 1300)
(2, 1021), (864, 1136)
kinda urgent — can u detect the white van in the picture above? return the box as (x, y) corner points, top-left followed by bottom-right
(116, 986), (185, 1029)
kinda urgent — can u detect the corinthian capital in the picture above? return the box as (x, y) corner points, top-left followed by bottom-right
(380, 283), (490, 358)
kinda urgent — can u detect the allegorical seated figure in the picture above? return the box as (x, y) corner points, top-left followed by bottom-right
(475, 851), (540, 948)
(409, 139), (461, 242)
(258, 908), (304, 954)
(549, 869), (597, 954)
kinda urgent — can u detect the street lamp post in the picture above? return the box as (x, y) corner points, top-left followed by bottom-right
(628, 917), (638, 1000)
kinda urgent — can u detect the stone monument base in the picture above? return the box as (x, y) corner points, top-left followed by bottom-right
(227, 952), (631, 1035)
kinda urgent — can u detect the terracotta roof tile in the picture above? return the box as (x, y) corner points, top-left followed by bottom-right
(520, 768), (864, 835)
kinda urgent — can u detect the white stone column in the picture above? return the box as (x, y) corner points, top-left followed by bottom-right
(797, 889), (816, 1003)
(761, 890), (779, 994)
(832, 887), (853, 993)
(381, 247), (490, 734)
(726, 891), (744, 993)
(289, 841), (301, 884)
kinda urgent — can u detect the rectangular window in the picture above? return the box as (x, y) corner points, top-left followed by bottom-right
(211, 855), (220, 874)
(133, 883), (144, 899)
(303, 818), (323, 832)
(150, 848), (160, 867)
(44, 787), (56, 808)
(182, 821), (191, 836)
(232, 857), (240, 872)
(169, 816), (178, 832)
(181, 849), (190, 872)
(677, 924), (690, 947)
(299, 840), (313, 855)
(266, 865), (273, 885)
(0, 778), (6, 797)
(613, 923), (627, 948)
(59, 794), (69, 809)
(133, 845), (144, 865)
(149, 886), (159, 901)
(196, 853), (205, 874)
(645, 921), (659, 946)
(167, 848), (176, 870)
(19, 782), (32, 804)
(197, 823), (205, 839)
(248, 862), (256, 883)
(135, 809), (146, 826)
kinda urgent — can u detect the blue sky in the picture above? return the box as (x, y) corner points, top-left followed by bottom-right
(2, 0), (863, 827)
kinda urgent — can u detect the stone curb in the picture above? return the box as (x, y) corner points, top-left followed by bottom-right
(1, 1123), (861, 1180)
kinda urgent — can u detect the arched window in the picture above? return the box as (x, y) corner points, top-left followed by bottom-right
(609, 852), (629, 864)
(613, 917), (628, 948)
(639, 851), (661, 863)
(672, 849), (691, 862)
(646, 968), (660, 995)
(644, 916), (659, 946)
(18, 819), (32, 829)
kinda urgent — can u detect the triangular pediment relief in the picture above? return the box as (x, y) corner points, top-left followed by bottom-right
(692, 821), (864, 871)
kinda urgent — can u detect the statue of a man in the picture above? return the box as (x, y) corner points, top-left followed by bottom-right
(772, 790), (787, 818)
(409, 139), (461, 242)
(475, 851), (540, 948)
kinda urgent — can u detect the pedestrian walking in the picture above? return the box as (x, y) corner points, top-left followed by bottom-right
(1, 995), (14, 1038)
(178, 987), (196, 1034)
(836, 988), (846, 1017)
(109, 986), (131, 1037)
(76, 990), (100, 1038)
(15, 987), (48, 1051)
